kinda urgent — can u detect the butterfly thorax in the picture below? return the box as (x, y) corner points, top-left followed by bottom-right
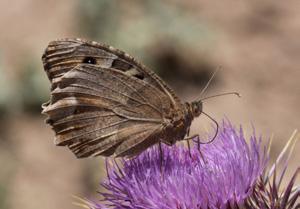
(160, 102), (197, 145)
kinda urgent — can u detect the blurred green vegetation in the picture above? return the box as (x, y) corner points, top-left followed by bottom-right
(0, 162), (14, 209)
(0, 138), (16, 209)
(0, 54), (13, 118)
(77, 0), (217, 88)
(19, 61), (49, 114)
(78, 0), (215, 49)
(0, 57), (49, 117)
(0, 184), (9, 209)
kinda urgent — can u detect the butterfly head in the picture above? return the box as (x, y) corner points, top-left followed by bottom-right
(190, 100), (203, 118)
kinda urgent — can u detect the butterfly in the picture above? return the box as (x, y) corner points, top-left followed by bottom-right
(42, 38), (228, 159)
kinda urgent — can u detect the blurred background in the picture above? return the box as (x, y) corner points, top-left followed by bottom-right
(0, 0), (299, 208)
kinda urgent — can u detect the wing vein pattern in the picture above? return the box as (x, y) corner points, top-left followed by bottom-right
(42, 38), (185, 158)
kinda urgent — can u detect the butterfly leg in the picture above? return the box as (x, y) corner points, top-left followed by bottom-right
(195, 139), (206, 164)
(187, 140), (192, 158)
(183, 135), (206, 163)
(158, 142), (165, 179)
(186, 127), (192, 158)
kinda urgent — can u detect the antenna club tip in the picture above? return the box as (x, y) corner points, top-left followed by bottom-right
(199, 92), (241, 102)
(235, 92), (241, 98)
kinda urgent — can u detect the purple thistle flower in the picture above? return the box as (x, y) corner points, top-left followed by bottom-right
(245, 131), (300, 209)
(81, 121), (299, 209)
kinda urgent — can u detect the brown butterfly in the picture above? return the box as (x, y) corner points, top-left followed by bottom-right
(42, 38), (236, 159)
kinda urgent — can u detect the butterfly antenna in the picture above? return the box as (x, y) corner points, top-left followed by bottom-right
(198, 66), (221, 99)
(199, 111), (219, 144)
(159, 142), (164, 177)
(200, 92), (241, 102)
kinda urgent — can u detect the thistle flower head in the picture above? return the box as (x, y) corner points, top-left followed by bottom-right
(245, 130), (299, 209)
(81, 121), (299, 209)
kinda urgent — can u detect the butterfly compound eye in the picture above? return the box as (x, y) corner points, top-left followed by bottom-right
(83, 57), (97, 64)
(191, 101), (202, 117)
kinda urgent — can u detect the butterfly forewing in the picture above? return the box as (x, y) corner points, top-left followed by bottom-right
(42, 38), (186, 158)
